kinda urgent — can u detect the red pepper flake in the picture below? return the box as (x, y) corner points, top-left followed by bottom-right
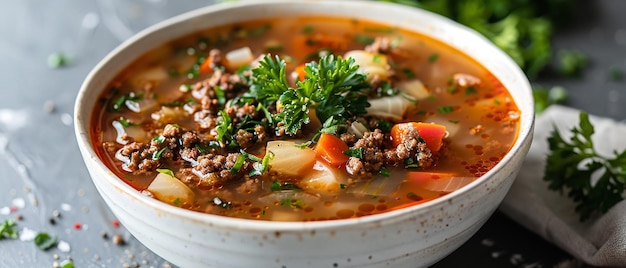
(112, 220), (120, 228)
(9, 206), (17, 212)
(74, 223), (82, 230)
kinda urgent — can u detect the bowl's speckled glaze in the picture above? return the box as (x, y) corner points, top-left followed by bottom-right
(74, 1), (534, 267)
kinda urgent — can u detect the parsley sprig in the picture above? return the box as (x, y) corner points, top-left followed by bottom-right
(248, 54), (370, 136)
(544, 112), (626, 221)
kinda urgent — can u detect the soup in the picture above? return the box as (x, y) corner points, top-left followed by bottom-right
(91, 16), (520, 221)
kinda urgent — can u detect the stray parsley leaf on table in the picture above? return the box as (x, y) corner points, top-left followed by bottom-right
(0, 219), (18, 239)
(544, 112), (626, 221)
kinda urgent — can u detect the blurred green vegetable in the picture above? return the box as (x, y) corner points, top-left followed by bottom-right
(379, 0), (579, 79)
(558, 49), (589, 77)
(532, 85), (568, 113)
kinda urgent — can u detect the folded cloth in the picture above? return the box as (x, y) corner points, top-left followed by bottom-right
(500, 105), (626, 267)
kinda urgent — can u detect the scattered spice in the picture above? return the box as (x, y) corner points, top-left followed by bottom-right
(73, 223), (81, 230)
(112, 234), (125, 245)
(112, 220), (120, 228)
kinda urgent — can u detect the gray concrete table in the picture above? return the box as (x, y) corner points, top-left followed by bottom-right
(1, 1), (624, 267)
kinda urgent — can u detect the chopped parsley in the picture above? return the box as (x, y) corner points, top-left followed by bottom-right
(280, 198), (305, 209)
(379, 167), (390, 177)
(270, 180), (301, 191)
(402, 68), (416, 78)
(118, 117), (137, 127)
(428, 53), (439, 63)
(355, 35), (375, 45)
(112, 92), (144, 112)
(156, 168), (176, 177)
(437, 106), (454, 114)
(152, 147), (167, 160)
(343, 147), (364, 158)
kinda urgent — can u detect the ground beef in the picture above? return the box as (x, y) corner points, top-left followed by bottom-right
(345, 128), (435, 179)
(116, 141), (161, 174)
(178, 153), (248, 189)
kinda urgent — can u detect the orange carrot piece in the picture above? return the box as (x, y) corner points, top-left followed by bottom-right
(294, 64), (307, 82)
(391, 122), (446, 153)
(315, 133), (350, 167)
(199, 57), (213, 75)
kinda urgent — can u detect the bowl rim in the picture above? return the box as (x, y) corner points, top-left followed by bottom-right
(74, 0), (534, 231)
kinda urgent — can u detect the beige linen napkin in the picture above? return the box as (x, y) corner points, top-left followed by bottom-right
(500, 105), (626, 267)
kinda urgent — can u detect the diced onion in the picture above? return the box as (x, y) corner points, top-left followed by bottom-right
(147, 172), (194, 204)
(365, 95), (411, 122)
(266, 140), (316, 177)
(344, 50), (391, 81)
(299, 161), (345, 195)
(348, 121), (368, 138)
(397, 79), (430, 100)
(129, 66), (168, 88)
(423, 176), (476, 192)
(349, 174), (404, 197)
(225, 46), (254, 70)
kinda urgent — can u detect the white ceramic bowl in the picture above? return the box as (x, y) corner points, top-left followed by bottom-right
(74, 1), (534, 267)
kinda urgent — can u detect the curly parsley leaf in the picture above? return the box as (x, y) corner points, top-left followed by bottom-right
(248, 54), (370, 137)
(544, 112), (626, 221)
(0, 219), (18, 239)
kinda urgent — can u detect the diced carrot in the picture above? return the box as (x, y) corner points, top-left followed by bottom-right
(294, 64), (307, 82)
(315, 133), (350, 167)
(199, 57), (213, 75)
(390, 122), (446, 153)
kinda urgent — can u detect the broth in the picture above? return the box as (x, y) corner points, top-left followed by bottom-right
(91, 16), (520, 221)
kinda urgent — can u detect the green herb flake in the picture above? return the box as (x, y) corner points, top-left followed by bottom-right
(340, 184), (347, 189)
(47, 52), (69, 69)
(449, 119), (460, 124)
(302, 25), (314, 34)
(364, 27), (396, 33)
(428, 53), (439, 63)
(372, 54), (382, 63)
(34, 232), (57, 251)
(609, 65), (624, 81)
(379, 167), (390, 177)
(152, 147), (167, 160)
(343, 147), (364, 158)
(377, 120), (393, 133)
(402, 68), (416, 78)
(118, 116), (139, 127)
(156, 168), (176, 178)
(250, 23), (271, 37)
(231, 153), (247, 174)
(437, 106), (454, 114)
(558, 49), (589, 77)
(172, 198), (182, 206)
(280, 198), (305, 209)
(152, 135), (165, 144)
(0, 219), (18, 240)
(494, 99), (501, 105)
(214, 85), (226, 106)
(270, 180), (301, 192)
(60, 260), (74, 268)
(354, 35), (375, 45)
(447, 84), (458, 93)
(465, 86), (477, 95)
